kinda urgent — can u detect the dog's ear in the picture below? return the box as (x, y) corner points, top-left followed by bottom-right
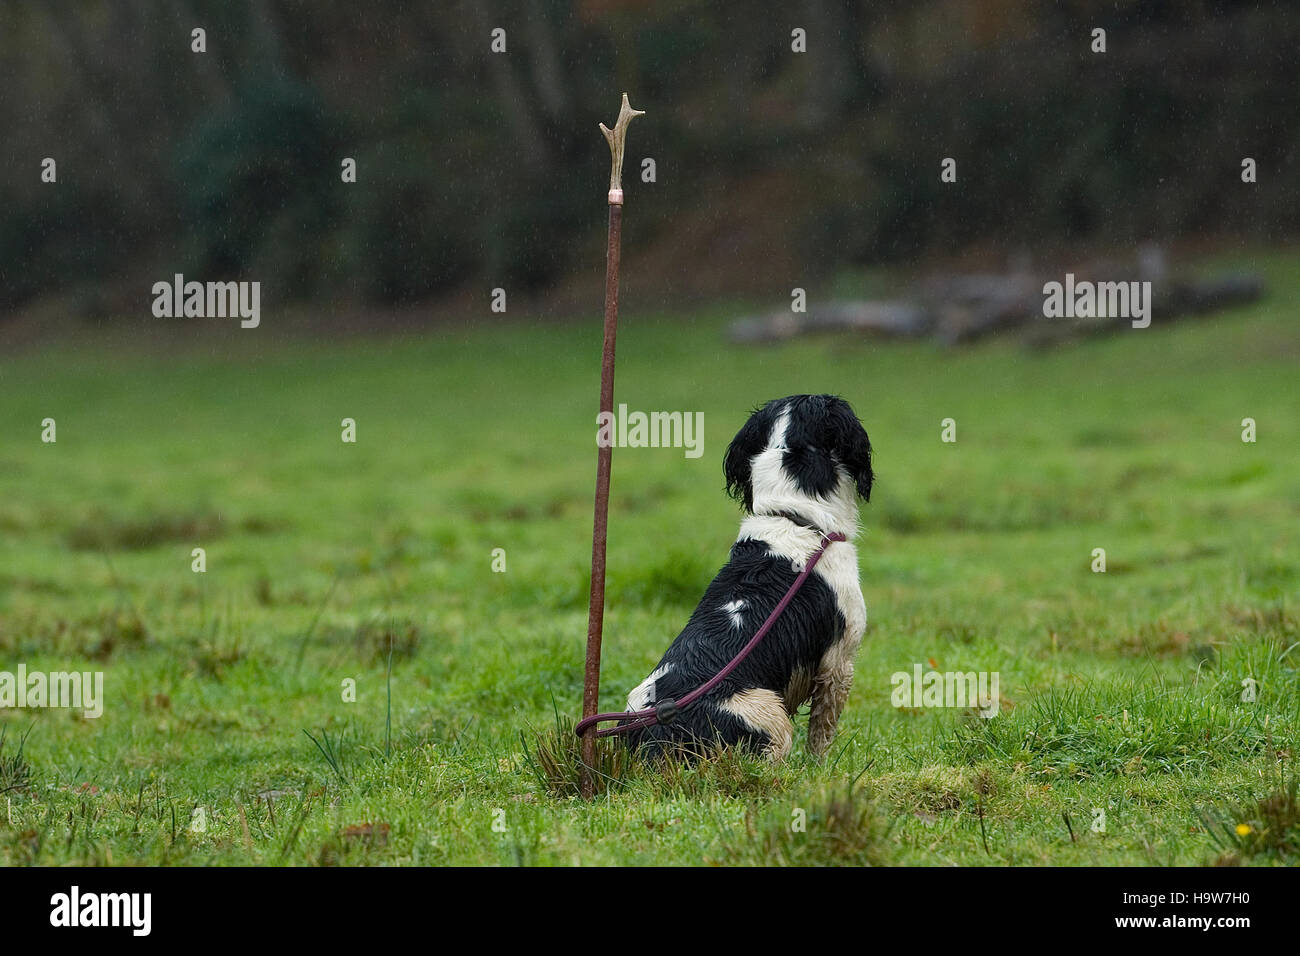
(724, 401), (776, 511)
(824, 397), (874, 502)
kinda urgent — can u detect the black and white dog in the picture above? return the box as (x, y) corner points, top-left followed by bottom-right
(622, 394), (872, 759)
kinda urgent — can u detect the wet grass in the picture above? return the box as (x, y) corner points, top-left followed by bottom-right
(0, 250), (1297, 864)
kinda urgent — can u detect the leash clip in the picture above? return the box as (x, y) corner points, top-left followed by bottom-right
(653, 698), (680, 725)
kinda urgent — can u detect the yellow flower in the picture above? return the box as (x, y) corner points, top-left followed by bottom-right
(1235, 823), (1252, 837)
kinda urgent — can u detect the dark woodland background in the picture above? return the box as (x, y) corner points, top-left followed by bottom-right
(2, 0), (1297, 320)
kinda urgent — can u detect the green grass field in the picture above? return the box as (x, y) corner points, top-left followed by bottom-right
(1, 252), (1297, 866)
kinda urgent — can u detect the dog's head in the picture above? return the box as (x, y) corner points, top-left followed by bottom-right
(723, 394), (873, 514)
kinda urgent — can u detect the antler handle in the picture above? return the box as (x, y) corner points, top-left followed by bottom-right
(599, 93), (645, 205)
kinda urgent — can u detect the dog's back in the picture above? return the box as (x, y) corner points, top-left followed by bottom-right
(621, 537), (847, 757)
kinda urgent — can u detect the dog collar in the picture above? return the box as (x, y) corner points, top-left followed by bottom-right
(758, 509), (833, 537)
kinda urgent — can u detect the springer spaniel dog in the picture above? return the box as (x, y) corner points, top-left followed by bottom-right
(621, 394), (872, 759)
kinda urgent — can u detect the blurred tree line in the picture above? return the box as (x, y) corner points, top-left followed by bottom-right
(0, 0), (1296, 316)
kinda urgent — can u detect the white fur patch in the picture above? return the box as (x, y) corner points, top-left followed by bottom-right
(720, 599), (746, 629)
(626, 663), (672, 711)
(720, 688), (793, 759)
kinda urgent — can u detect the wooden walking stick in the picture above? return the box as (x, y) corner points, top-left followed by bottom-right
(581, 93), (644, 800)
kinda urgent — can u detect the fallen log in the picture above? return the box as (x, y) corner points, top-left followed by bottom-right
(1025, 273), (1266, 347)
(727, 250), (1265, 348)
(727, 300), (932, 344)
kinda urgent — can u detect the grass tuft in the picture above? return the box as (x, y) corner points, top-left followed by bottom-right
(521, 714), (632, 798)
(1200, 768), (1300, 864)
(0, 609), (149, 660)
(345, 616), (421, 663)
(303, 727), (352, 787)
(722, 778), (892, 866)
(0, 724), (34, 795)
(66, 510), (226, 551)
(649, 743), (792, 799)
